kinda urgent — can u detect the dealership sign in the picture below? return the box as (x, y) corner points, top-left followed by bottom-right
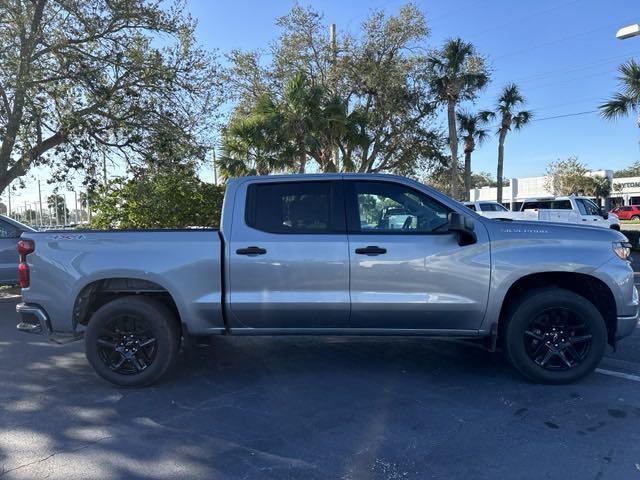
(613, 178), (640, 193)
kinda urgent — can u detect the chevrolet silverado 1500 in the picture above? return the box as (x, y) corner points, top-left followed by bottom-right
(16, 174), (639, 386)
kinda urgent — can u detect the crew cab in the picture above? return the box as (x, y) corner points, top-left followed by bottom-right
(519, 196), (620, 230)
(16, 174), (638, 386)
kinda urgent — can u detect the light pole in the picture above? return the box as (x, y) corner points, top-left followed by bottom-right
(616, 24), (640, 39)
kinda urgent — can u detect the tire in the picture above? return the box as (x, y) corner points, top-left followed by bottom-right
(631, 215), (640, 221)
(503, 288), (607, 384)
(85, 296), (180, 387)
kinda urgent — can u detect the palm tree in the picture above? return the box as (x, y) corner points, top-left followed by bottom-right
(219, 95), (294, 177)
(480, 83), (532, 204)
(427, 38), (489, 198)
(280, 71), (323, 173)
(457, 110), (489, 201)
(599, 59), (640, 127)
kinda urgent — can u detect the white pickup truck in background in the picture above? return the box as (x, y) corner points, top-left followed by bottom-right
(465, 196), (620, 230)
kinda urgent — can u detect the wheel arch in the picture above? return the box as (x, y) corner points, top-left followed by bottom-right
(73, 277), (183, 335)
(497, 272), (617, 346)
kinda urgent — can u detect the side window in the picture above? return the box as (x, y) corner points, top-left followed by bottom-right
(480, 203), (508, 212)
(349, 181), (451, 233)
(576, 199), (588, 215)
(582, 199), (601, 216)
(466, 204), (476, 211)
(246, 181), (342, 234)
(0, 221), (19, 239)
(551, 200), (572, 210)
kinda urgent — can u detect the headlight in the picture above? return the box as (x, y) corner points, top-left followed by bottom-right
(613, 241), (632, 261)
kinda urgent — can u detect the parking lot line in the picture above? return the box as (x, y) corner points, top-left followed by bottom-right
(596, 368), (640, 382)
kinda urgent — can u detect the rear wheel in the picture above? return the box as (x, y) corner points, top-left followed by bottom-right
(504, 288), (607, 384)
(85, 296), (180, 386)
(631, 215), (640, 221)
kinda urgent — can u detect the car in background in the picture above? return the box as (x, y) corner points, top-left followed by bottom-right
(610, 205), (640, 221)
(463, 200), (509, 213)
(0, 215), (35, 284)
(463, 200), (522, 220)
(520, 196), (620, 230)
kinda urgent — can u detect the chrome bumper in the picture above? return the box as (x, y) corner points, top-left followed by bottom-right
(616, 308), (639, 340)
(16, 303), (82, 344)
(16, 303), (51, 335)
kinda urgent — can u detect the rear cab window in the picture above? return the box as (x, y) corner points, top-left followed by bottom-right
(0, 220), (20, 238)
(245, 181), (345, 234)
(523, 200), (571, 210)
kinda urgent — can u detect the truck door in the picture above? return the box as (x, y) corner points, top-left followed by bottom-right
(227, 179), (350, 329)
(345, 180), (491, 331)
(575, 198), (607, 227)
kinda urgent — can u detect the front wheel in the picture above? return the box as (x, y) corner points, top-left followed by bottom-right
(631, 215), (640, 221)
(504, 288), (607, 384)
(85, 296), (180, 386)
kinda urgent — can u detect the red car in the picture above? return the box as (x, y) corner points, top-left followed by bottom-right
(610, 205), (640, 220)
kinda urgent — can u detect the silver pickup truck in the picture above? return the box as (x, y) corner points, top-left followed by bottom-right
(16, 174), (639, 386)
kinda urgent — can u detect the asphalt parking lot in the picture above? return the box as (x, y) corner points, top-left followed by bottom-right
(1, 299), (640, 479)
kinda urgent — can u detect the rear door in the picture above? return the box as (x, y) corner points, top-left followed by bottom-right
(345, 180), (491, 331)
(227, 179), (350, 329)
(0, 219), (20, 284)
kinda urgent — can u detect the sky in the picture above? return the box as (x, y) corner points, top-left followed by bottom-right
(7, 0), (640, 212)
(187, 0), (640, 179)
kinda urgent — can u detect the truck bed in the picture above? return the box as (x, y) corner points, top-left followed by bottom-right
(20, 229), (225, 336)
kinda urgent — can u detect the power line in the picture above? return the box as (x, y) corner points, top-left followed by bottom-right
(492, 19), (637, 61)
(530, 110), (599, 122)
(486, 110), (599, 130)
(465, 0), (582, 39)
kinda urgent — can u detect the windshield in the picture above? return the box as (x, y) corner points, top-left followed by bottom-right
(479, 202), (508, 212)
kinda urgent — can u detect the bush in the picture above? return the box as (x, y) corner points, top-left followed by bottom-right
(621, 229), (640, 250)
(90, 164), (224, 229)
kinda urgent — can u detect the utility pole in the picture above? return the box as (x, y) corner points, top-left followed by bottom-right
(103, 156), (108, 188)
(54, 194), (59, 226)
(87, 191), (92, 222)
(213, 147), (218, 186)
(63, 193), (68, 226)
(329, 23), (340, 171)
(74, 190), (78, 224)
(37, 178), (43, 227)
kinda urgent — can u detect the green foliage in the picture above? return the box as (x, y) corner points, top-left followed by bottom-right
(621, 229), (640, 249)
(47, 194), (68, 221)
(599, 59), (640, 127)
(480, 83), (532, 203)
(427, 38), (490, 198)
(614, 160), (640, 178)
(545, 156), (611, 199)
(223, 4), (446, 176)
(89, 164), (224, 229)
(0, 0), (221, 193)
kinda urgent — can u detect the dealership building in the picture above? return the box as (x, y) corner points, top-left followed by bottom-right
(469, 170), (640, 211)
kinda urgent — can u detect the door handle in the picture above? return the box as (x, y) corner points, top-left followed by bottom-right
(355, 245), (387, 255)
(236, 246), (267, 255)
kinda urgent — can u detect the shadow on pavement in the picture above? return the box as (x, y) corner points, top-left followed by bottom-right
(1, 300), (640, 479)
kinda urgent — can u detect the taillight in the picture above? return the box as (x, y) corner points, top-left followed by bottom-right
(17, 239), (35, 258)
(18, 262), (29, 288)
(17, 239), (34, 288)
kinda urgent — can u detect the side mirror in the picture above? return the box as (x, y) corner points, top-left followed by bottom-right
(600, 208), (609, 220)
(448, 212), (477, 246)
